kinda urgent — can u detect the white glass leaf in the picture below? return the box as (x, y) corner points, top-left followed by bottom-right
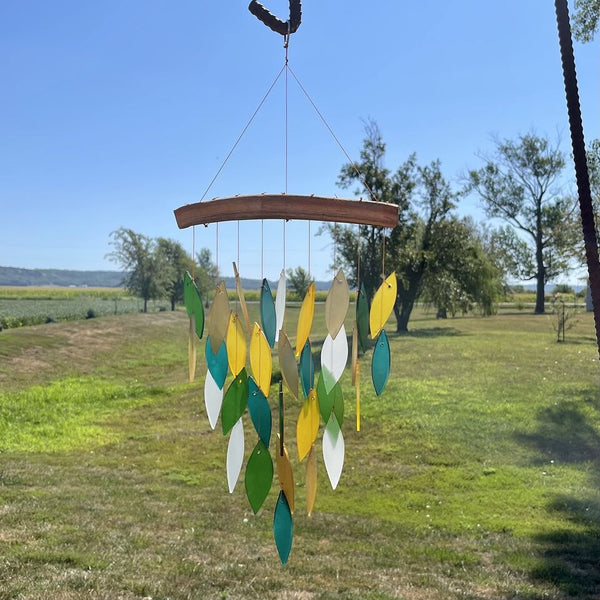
(322, 414), (344, 490)
(320, 324), (348, 394)
(204, 370), (223, 430)
(227, 417), (245, 493)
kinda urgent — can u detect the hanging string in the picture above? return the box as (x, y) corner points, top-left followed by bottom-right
(356, 225), (361, 292)
(287, 64), (378, 203)
(382, 232), (387, 279)
(215, 223), (220, 285)
(192, 225), (196, 280)
(261, 220), (265, 280)
(283, 32), (289, 276)
(199, 65), (286, 203)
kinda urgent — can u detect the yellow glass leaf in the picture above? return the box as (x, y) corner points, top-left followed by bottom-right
(325, 268), (349, 339)
(306, 445), (317, 516)
(250, 323), (272, 396)
(369, 272), (397, 338)
(355, 361), (361, 432)
(296, 389), (319, 462)
(351, 322), (358, 386)
(207, 281), (230, 354)
(295, 282), (315, 357)
(226, 311), (246, 376)
(278, 331), (299, 401)
(276, 435), (295, 514)
(233, 262), (251, 335)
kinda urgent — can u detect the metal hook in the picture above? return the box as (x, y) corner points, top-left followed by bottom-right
(248, 0), (301, 36)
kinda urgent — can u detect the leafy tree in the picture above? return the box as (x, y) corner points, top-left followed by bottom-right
(467, 134), (574, 314)
(573, 0), (600, 42)
(195, 248), (219, 301)
(107, 228), (169, 313)
(286, 266), (313, 299)
(156, 238), (193, 311)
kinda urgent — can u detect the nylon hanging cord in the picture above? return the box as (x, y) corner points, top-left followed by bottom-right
(192, 225), (196, 279)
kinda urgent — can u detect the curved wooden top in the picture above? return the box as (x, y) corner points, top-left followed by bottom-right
(174, 194), (398, 229)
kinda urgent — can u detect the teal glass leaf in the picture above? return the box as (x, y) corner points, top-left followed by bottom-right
(184, 271), (204, 339)
(317, 371), (344, 426)
(356, 283), (369, 352)
(222, 367), (249, 435)
(248, 376), (272, 448)
(273, 490), (293, 564)
(245, 439), (273, 514)
(299, 339), (314, 399)
(206, 336), (228, 389)
(371, 329), (390, 396)
(260, 279), (277, 348)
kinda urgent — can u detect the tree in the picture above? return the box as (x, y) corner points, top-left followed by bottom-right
(195, 248), (219, 301)
(467, 134), (574, 314)
(107, 228), (169, 313)
(156, 238), (193, 311)
(573, 0), (600, 42)
(286, 266), (313, 299)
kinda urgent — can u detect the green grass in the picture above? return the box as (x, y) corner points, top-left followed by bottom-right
(0, 306), (598, 599)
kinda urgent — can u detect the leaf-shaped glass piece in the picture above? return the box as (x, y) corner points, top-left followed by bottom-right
(250, 323), (272, 396)
(222, 368), (249, 435)
(275, 269), (286, 343)
(306, 444), (317, 516)
(316, 371), (344, 427)
(260, 278), (277, 349)
(278, 331), (298, 401)
(273, 490), (293, 565)
(245, 439), (273, 514)
(248, 376), (272, 448)
(226, 312), (246, 377)
(323, 414), (345, 490)
(227, 417), (244, 493)
(299, 339), (314, 399)
(351, 323), (358, 386)
(355, 361), (361, 432)
(370, 272), (397, 339)
(233, 262), (251, 335)
(204, 369), (223, 430)
(372, 329), (391, 396)
(276, 435), (295, 514)
(184, 272), (205, 339)
(188, 318), (197, 383)
(325, 268), (349, 339)
(296, 389), (319, 461)
(320, 324), (348, 394)
(356, 283), (370, 352)
(207, 281), (230, 354)
(295, 282), (315, 357)
(184, 271), (195, 318)
(205, 336), (228, 389)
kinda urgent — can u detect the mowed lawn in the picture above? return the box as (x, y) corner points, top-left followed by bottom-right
(0, 303), (599, 600)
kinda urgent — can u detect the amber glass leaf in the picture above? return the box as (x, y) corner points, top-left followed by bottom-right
(299, 339), (314, 399)
(306, 445), (317, 516)
(296, 389), (319, 462)
(370, 272), (397, 338)
(371, 329), (391, 396)
(273, 490), (293, 565)
(207, 281), (230, 353)
(245, 439), (273, 514)
(226, 312), (247, 377)
(278, 331), (298, 401)
(275, 435), (295, 514)
(351, 323), (358, 386)
(205, 336), (228, 389)
(249, 323), (272, 396)
(233, 262), (251, 334)
(325, 268), (349, 338)
(248, 376), (272, 448)
(295, 282), (315, 357)
(260, 278), (277, 348)
(356, 283), (370, 352)
(221, 368), (249, 435)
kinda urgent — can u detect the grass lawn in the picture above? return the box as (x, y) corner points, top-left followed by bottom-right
(0, 304), (599, 599)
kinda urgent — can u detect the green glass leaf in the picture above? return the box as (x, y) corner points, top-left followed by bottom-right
(206, 336), (228, 389)
(184, 271), (204, 339)
(222, 367), (249, 435)
(184, 271), (194, 317)
(317, 370), (344, 426)
(260, 278), (277, 348)
(248, 376), (272, 448)
(245, 439), (273, 514)
(356, 283), (369, 352)
(299, 339), (314, 399)
(371, 329), (391, 396)
(273, 489), (293, 565)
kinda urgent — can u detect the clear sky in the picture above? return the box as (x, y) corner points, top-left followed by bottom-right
(2, 1), (598, 282)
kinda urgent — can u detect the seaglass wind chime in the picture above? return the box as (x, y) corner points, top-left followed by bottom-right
(174, 0), (399, 564)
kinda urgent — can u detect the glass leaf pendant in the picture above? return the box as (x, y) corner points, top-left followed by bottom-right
(356, 283), (369, 352)
(248, 376), (272, 448)
(275, 270), (286, 343)
(371, 329), (391, 396)
(221, 368), (249, 436)
(260, 278), (277, 348)
(207, 281), (230, 354)
(245, 439), (273, 514)
(273, 490), (293, 565)
(226, 417), (245, 493)
(250, 323), (272, 396)
(296, 389), (319, 461)
(226, 312), (247, 377)
(325, 268), (349, 339)
(205, 336), (228, 390)
(369, 272), (397, 339)
(295, 282), (315, 357)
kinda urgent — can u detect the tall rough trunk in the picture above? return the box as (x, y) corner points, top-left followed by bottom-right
(535, 201), (545, 314)
(394, 274), (421, 333)
(143, 297), (148, 313)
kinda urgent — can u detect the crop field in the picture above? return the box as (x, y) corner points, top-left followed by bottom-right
(0, 303), (599, 599)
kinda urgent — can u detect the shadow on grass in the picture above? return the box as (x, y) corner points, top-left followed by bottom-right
(399, 326), (465, 338)
(516, 395), (600, 598)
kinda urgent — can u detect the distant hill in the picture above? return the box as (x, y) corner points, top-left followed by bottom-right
(0, 267), (124, 287)
(0, 266), (331, 291)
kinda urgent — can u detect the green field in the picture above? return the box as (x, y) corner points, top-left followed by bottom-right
(0, 303), (599, 599)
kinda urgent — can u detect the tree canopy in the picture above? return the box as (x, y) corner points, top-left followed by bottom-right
(573, 0), (600, 42)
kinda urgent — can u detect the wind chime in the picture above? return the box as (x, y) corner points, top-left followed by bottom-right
(174, 0), (399, 564)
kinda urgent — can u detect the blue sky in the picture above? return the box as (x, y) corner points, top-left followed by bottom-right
(2, 1), (598, 282)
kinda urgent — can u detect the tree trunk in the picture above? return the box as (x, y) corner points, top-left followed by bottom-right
(171, 297), (176, 311)
(535, 228), (545, 314)
(436, 307), (447, 319)
(143, 297), (148, 313)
